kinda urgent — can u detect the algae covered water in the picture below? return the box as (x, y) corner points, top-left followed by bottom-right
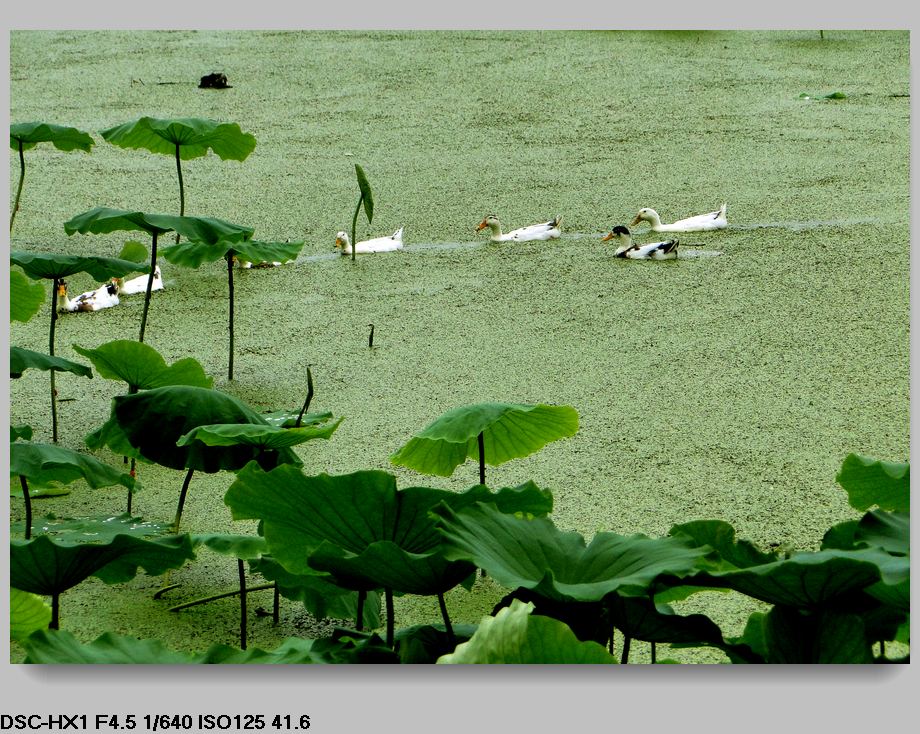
(8, 30), (909, 662)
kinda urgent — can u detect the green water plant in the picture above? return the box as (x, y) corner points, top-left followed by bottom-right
(11, 269), (45, 322)
(10, 250), (145, 442)
(9, 122), (94, 232)
(99, 117), (257, 243)
(160, 237), (304, 380)
(10, 440), (135, 539)
(224, 465), (552, 647)
(10, 589), (52, 641)
(87, 385), (334, 532)
(391, 402), (579, 485)
(10, 532), (195, 629)
(349, 164), (374, 263)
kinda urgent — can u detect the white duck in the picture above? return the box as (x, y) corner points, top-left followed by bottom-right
(112, 265), (164, 295)
(631, 203), (727, 233)
(334, 227), (404, 255)
(601, 225), (679, 260)
(476, 214), (562, 242)
(57, 280), (121, 313)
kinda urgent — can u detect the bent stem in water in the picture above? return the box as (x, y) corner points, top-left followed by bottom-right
(295, 367), (314, 427)
(437, 591), (455, 646)
(172, 467), (196, 534)
(49, 278), (61, 443)
(19, 476), (32, 540)
(174, 144), (185, 243)
(238, 559), (248, 650)
(226, 253), (235, 380)
(138, 232), (159, 343)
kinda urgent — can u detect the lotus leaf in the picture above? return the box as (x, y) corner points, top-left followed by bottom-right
(11, 441), (134, 491)
(434, 501), (707, 603)
(11, 269), (45, 322)
(178, 419), (341, 452)
(10, 347), (92, 380)
(438, 599), (615, 664)
(10, 122), (94, 152)
(391, 401), (579, 481)
(100, 117), (256, 161)
(161, 239), (304, 269)
(836, 453), (909, 512)
(73, 340), (212, 390)
(10, 589), (52, 641)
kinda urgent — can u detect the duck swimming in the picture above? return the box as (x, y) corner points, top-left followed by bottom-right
(57, 280), (121, 312)
(475, 214), (562, 242)
(334, 227), (404, 255)
(602, 225), (679, 260)
(113, 265), (163, 295)
(631, 203), (727, 233)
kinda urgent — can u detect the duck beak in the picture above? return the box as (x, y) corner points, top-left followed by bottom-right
(601, 232), (614, 242)
(630, 214), (642, 227)
(475, 220), (487, 232)
(334, 238), (343, 248)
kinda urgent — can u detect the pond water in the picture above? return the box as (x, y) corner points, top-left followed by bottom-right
(8, 29), (909, 664)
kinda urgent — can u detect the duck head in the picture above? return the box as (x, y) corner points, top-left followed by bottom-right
(57, 281), (68, 297)
(105, 282), (119, 296)
(630, 208), (660, 227)
(334, 231), (350, 250)
(601, 225), (634, 257)
(476, 215), (501, 234)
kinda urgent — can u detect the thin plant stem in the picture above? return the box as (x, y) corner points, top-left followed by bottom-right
(227, 254), (235, 380)
(385, 588), (394, 648)
(20, 476), (32, 540)
(620, 635), (632, 664)
(10, 140), (24, 231)
(609, 627), (615, 656)
(478, 431), (485, 485)
(437, 591), (455, 646)
(138, 232), (158, 343)
(295, 367), (314, 427)
(174, 144), (184, 243)
(273, 583), (280, 625)
(350, 194), (363, 264)
(368, 323), (375, 348)
(167, 583), (273, 611)
(49, 278), (60, 443)
(356, 589), (366, 632)
(650, 641), (657, 664)
(238, 559), (248, 650)
(50, 593), (60, 630)
(172, 467), (195, 534)
(126, 458), (137, 515)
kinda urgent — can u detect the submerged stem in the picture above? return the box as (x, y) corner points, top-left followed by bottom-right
(167, 583), (273, 611)
(20, 476), (32, 540)
(10, 140), (24, 231)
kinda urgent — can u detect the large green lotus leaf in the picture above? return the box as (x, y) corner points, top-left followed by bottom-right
(10, 347), (92, 380)
(249, 556), (382, 628)
(10, 250), (147, 281)
(438, 599), (615, 664)
(10, 589), (52, 641)
(177, 419), (342, 451)
(10, 122), (94, 152)
(11, 269), (45, 322)
(149, 214), (253, 245)
(64, 207), (174, 237)
(100, 117), (256, 161)
(394, 623), (478, 664)
(391, 402), (579, 477)
(11, 514), (171, 543)
(836, 453), (909, 512)
(853, 510), (909, 555)
(72, 340), (212, 390)
(161, 239), (304, 269)
(88, 386), (299, 472)
(668, 520), (777, 570)
(261, 410), (334, 428)
(10, 533), (195, 595)
(821, 519), (860, 551)
(434, 501), (707, 603)
(864, 577), (910, 612)
(10, 441), (134, 491)
(677, 547), (910, 608)
(21, 629), (195, 664)
(225, 465), (553, 594)
(118, 240), (148, 263)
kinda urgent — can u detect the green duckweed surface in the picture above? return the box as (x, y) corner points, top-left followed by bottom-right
(8, 30), (910, 663)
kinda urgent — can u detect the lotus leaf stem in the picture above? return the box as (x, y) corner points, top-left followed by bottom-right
(10, 140), (24, 231)
(50, 592), (61, 630)
(478, 431), (485, 485)
(19, 476), (32, 540)
(138, 231), (159, 343)
(273, 583), (280, 624)
(650, 641), (657, 664)
(368, 323), (375, 349)
(238, 559), (248, 649)
(385, 588), (394, 648)
(437, 592), (455, 646)
(620, 635), (632, 664)
(226, 254), (235, 380)
(356, 589), (366, 631)
(350, 194), (362, 264)
(49, 278), (61, 443)
(295, 367), (314, 427)
(172, 467), (195, 534)
(167, 583), (273, 612)
(174, 144), (184, 243)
